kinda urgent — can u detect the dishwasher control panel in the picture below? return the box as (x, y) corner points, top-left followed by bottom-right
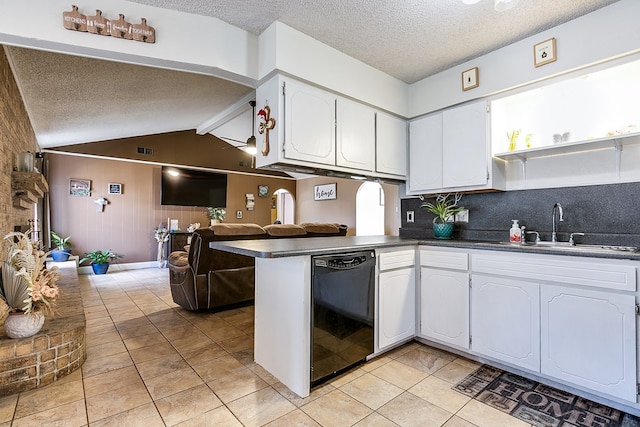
(313, 252), (374, 270)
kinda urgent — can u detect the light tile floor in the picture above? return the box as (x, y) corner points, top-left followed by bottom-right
(0, 268), (535, 426)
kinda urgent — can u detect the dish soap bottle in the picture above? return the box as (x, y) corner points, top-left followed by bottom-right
(510, 220), (522, 243)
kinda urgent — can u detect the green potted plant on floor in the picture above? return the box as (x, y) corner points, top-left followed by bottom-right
(420, 193), (464, 240)
(50, 231), (72, 262)
(79, 249), (124, 274)
(206, 207), (226, 225)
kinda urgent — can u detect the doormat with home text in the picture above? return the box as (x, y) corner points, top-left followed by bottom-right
(453, 364), (640, 427)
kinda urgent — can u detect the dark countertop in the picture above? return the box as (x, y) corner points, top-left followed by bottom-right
(418, 239), (640, 260)
(210, 235), (640, 261)
(209, 236), (417, 258)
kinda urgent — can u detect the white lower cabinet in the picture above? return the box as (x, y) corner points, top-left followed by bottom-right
(377, 250), (416, 351)
(540, 284), (637, 402)
(471, 275), (540, 372)
(420, 267), (469, 349)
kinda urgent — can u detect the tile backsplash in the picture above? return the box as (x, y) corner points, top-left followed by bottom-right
(399, 182), (640, 247)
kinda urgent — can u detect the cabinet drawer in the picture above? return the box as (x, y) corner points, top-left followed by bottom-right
(379, 250), (415, 271)
(420, 249), (468, 271)
(472, 252), (636, 291)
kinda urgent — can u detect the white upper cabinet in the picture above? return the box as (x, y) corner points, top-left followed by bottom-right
(408, 100), (505, 194)
(408, 113), (442, 192)
(336, 97), (375, 171)
(376, 112), (407, 177)
(256, 74), (407, 180)
(442, 101), (490, 188)
(284, 78), (336, 166)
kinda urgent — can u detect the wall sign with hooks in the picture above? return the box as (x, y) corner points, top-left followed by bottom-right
(63, 5), (156, 43)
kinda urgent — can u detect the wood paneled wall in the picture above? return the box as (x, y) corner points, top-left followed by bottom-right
(47, 153), (296, 263)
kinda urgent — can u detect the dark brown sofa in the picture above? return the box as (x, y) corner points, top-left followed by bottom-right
(168, 222), (347, 311)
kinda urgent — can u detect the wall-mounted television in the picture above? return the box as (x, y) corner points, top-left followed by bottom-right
(161, 166), (227, 207)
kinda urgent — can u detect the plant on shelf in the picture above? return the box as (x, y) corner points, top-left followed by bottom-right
(1, 230), (61, 338)
(80, 249), (123, 275)
(206, 207), (226, 225)
(50, 231), (72, 262)
(420, 193), (464, 240)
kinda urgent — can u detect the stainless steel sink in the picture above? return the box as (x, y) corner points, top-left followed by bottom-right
(498, 241), (639, 253)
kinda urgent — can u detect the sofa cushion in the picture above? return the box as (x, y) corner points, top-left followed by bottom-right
(300, 222), (347, 236)
(168, 250), (189, 267)
(264, 224), (307, 238)
(211, 223), (267, 239)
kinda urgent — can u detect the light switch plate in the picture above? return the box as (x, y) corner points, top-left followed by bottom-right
(455, 209), (469, 223)
(406, 211), (414, 223)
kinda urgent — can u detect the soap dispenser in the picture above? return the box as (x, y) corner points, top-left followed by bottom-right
(510, 220), (522, 243)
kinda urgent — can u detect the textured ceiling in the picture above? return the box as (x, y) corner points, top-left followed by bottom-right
(5, 47), (253, 148)
(126, 0), (619, 83)
(6, 0), (620, 149)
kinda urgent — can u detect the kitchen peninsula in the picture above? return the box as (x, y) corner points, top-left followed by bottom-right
(212, 236), (640, 415)
(210, 235), (415, 397)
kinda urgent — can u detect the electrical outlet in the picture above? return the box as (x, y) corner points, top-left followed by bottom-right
(455, 209), (469, 223)
(406, 211), (414, 223)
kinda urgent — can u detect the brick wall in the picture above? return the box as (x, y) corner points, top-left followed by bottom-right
(0, 45), (39, 261)
(0, 265), (86, 395)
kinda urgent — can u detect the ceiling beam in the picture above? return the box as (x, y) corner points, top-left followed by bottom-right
(196, 92), (256, 135)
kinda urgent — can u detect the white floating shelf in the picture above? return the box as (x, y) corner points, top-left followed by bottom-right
(494, 132), (640, 161)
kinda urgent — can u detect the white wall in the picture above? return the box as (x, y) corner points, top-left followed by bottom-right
(258, 22), (408, 117)
(0, 0), (259, 84)
(3, 0), (638, 120)
(409, 0), (640, 118)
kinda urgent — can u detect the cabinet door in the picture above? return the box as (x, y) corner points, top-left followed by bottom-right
(336, 98), (375, 171)
(376, 112), (407, 177)
(378, 267), (416, 349)
(471, 275), (540, 372)
(541, 285), (636, 402)
(442, 101), (488, 188)
(284, 79), (335, 165)
(408, 113), (442, 192)
(420, 267), (469, 349)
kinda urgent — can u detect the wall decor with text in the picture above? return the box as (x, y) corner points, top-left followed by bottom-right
(534, 38), (556, 67)
(314, 183), (337, 201)
(63, 5), (155, 43)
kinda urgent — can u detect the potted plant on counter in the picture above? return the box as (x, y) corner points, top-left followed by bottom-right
(207, 207), (226, 225)
(80, 249), (123, 274)
(50, 231), (72, 262)
(420, 193), (464, 240)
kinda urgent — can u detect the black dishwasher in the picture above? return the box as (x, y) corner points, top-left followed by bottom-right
(311, 251), (376, 387)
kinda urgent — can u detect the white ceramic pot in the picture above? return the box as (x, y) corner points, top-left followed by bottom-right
(4, 311), (45, 339)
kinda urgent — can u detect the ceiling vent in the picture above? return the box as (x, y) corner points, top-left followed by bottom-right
(136, 147), (153, 155)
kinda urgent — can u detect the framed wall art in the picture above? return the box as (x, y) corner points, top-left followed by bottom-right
(534, 38), (557, 67)
(314, 183), (337, 201)
(108, 183), (122, 195)
(69, 178), (91, 196)
(462, 67), (479, 91)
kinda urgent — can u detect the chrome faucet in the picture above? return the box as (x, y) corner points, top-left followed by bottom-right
(551, 203), (564, 243)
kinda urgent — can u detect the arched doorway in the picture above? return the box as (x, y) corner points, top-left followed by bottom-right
(356, 182), (384, 236)
(271, 189), (295, 224)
